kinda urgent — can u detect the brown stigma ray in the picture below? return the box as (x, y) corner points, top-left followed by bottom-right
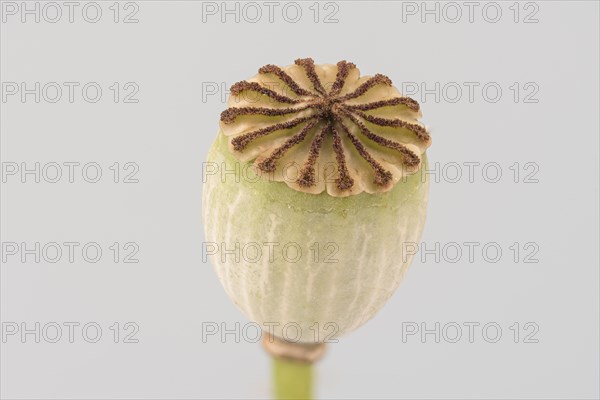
(330, 125), (354, 190)
(351, 110), (431, 142)
(231, 115), (317, 151)
(343, 97), (420, 113)
(257, 119), (320, 173)
(295, 58), (327, 96)
(220, 105), (314, 124)
(329, 60), (356, 97)
(259, 64), (315, 97)
(337, 74), (392, 102)
(230, 81), (301, 104)
(298, 122), (330, 188)
(222, 58), (430, 194)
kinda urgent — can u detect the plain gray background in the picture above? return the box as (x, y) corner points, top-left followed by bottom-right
(1, 1), (599, 399)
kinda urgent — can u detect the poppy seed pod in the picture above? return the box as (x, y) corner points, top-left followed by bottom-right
(202, 59), (431, 343)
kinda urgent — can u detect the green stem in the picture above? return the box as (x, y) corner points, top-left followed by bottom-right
(273, 357), (313, 400)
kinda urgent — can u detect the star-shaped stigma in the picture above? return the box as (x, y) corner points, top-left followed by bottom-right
(220, 58), (431, 195)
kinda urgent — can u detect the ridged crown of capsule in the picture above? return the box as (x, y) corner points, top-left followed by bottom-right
(219, 58), (431, 197)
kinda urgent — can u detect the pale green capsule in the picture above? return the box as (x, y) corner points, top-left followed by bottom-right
(202, 131), (429, 343)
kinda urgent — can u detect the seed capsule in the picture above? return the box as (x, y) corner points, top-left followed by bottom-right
(203, 59), (431, 343)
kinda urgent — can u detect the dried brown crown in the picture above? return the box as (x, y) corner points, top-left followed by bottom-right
(219, 58), (431, 197)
